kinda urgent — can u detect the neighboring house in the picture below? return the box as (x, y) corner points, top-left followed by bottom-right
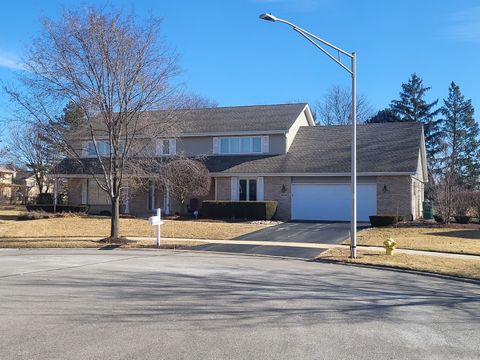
(13, 170), (52, 204)
(0, 166), (16, 203)
(52, 103), (427, 221)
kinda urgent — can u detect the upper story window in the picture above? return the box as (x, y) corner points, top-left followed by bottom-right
(87, 141), (110, 157)
(216, 136), (266, 154)
(156, 139), (176, 156)
(86, 141), (124, 157)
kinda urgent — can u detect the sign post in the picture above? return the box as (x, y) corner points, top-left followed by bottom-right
(148, 208), (164, 248)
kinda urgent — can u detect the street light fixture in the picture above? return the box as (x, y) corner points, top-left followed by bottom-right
(259, 13), (358, 259)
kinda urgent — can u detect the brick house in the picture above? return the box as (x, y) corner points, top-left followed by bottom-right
(52, 103), (427, 221)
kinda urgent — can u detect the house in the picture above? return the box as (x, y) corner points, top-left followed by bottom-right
(52, 103), (427, 221)
(0, 166), (16, 203)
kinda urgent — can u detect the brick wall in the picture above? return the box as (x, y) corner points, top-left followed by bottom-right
(216, 177), (231, 200)
(264, 176), (291, 220)
(376, 176), (413, 219)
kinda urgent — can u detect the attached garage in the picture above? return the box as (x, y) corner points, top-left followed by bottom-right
(291, 183), (377, 222)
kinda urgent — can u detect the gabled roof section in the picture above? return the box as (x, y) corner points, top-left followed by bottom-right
(283, 122), (424, 173)
(150, 103), (309, 135)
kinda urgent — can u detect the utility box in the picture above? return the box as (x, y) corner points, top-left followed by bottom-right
(423, 201), (433, 220)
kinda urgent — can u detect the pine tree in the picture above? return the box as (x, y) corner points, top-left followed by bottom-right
(390, 73), (441, 167)
(366, 108), (400, 123)
(441, 82), (480, 189)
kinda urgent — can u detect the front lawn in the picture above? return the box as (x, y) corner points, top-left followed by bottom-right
(318, 247), (480, 280)
(0, 205), (270, 248)
(344, 224), (480, 255)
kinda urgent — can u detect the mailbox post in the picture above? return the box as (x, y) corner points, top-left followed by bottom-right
(148, 208), (164, 248)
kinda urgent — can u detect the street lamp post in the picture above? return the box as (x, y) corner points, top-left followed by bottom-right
(259, 13), (357, 258)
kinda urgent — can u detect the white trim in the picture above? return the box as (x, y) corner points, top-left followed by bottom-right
(261, 136), (269, 153)
(257, 177), (264, 201)
(149, 181), (156, 211)
(302, 104), (316, 126)
(214, 176), (218, 200)
(163, 187), (171, 215)
(230, 177), (238, 201)
(81, 179), (88, 204)
(124, 187), (130, 214)
(156, 139), (176, 156)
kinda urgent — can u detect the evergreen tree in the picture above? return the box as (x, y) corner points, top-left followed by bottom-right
(366, 108), (400, 123)
(441, 82), (480, 189)
(390, 73), (441, 167)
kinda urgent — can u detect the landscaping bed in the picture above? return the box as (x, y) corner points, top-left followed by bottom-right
(317, 247), (480, 280)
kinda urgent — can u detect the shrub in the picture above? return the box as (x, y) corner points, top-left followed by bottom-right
(36, 193), (53, 205)
(17, 210), (82, 221)
(454, 215), (471, 224)
(201, 201), (278, 220)
(433, 214), (444, 223)
(369, 215), (403, 227)
(26, 204), (89, 213)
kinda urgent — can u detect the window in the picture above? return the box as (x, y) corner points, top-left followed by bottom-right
(156, 139), (176, 156)
(239, 179), (257, 201)
(218, 136), (265, 154)
(87, 141), (110, 157)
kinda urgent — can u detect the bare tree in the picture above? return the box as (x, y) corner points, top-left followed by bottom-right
(178, 93), (218, 109)
(315, 85), (374, 125)
(4, 7), (180, 239)
(7, 123), (55, 194)
(161, 159), (211, 213)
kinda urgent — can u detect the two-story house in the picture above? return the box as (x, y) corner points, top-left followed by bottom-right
(0, 166), (16, 203)
(52, 103), (427, 221)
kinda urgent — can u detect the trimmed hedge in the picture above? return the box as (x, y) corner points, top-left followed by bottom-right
(26, 204), (89, 213)
(201, 201), (278, 220)
(369, 215), (404, 227)
(454, 215), (471, 224)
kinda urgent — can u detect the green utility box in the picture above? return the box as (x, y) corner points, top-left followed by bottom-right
(423, 201), (433, 220)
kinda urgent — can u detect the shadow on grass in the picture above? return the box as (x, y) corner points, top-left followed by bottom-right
(425, 229), (480, 240)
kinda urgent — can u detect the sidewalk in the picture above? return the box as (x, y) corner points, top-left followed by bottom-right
(1, 235), (478, 260)
(131, 236), (480, 261)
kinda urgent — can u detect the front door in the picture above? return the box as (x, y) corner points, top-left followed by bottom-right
(239, 179), (257, 201)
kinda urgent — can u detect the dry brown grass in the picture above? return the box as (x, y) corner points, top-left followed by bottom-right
(344, 226), (480, 255)
(0, 237), (205, 249)
(318, 247), (480, 280)
(0, 206), (269, 246)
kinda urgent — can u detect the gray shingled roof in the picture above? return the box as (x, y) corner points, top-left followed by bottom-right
(84, 103), (309, 137)
(210, 122), (423, 174)
(162, 103), (308, 134)
(52, 122), (423, 176)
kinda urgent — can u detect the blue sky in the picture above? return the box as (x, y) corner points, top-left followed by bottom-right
(1, 0), (479, 126)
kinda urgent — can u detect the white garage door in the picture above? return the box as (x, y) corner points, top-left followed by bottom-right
(291, 183), (377, 222)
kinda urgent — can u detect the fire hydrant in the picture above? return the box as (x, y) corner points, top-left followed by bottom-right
(383, 238), (397, 256)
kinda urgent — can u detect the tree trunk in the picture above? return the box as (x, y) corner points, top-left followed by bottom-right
(110, 195), (120, 239)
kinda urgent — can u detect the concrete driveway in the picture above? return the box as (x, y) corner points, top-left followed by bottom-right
(0, 249), (478, 360)
(194, 222), (367, 259)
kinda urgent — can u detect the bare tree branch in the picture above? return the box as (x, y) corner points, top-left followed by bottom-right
(314, 85), (374, 125)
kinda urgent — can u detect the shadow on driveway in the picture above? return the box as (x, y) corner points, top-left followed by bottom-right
(192, 222), (370, 259)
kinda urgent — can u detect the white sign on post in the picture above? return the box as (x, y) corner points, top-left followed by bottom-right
(148, 208), (164, 247)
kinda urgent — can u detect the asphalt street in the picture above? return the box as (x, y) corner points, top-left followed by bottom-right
(0, 249), (479, 360)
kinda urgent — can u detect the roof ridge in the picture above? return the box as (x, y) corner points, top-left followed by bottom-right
(162, 102), (309, 112)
